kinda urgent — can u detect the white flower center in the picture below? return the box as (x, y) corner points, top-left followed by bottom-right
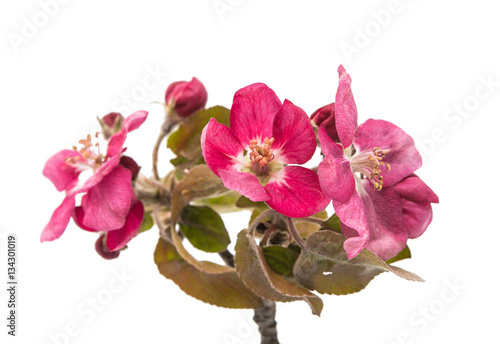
(348, 146), (391, 191)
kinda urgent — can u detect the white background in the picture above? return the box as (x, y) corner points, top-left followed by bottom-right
(1, 0), (499, 343)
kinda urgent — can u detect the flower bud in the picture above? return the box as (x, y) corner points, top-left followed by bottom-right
(310, 103), (340, 142)
(98, 112), (124, 140)
(164, 77), (208, 118)
(95, 234), (120, 260)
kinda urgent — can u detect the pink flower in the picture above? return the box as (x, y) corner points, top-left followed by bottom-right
(41, 111), (148, 251)
(201, 83), (329, 218)
(165, 77), (208, 117)
(317, 66), (438, 260)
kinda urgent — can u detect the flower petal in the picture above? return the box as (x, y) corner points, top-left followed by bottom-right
(106, 197), (145, 251)
(318, 127), (345, 160)
(40, 195), (76, 242)
(230, 83), (282, 147)
(106, 111), (148, 157)
(400, 199), (433, 239)
(394, 174), (439, 204)
(318, 154), (355, 203)
(201, 118), (243, 176)
(272, 100), (316, 164)
(72, 206), (98, 232)
(335, 180), (407, 260)
(265, 166), (330, 218)
(335, 65), (358, 148)
(354, 119), (422, 186)
(218, 170), (270, 202)
(74, 154), (122, 194)
(42, 150), (82, 192)
(123, 110), (148, 132)
(81, 165), (133, 231)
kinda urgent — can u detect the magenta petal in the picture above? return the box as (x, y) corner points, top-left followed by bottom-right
(318, 127), (345, 160)
(81, 165), (133, 231)
(333, 179), (407, 260)
(318, 154), (355, 203)
(230, 83), (282, 146)
(43, 150), (82, 192)
(41, 195), (76, 242)
(106, 129), (127, 158)
(265, 166), (330, 218)
(218, 170), (270, 202)
(75, 154), (122, 194)
(400, 199), (433, 239)
(394, 174), (439, 204)
(72, 206), (98, 232)
(272, 100), (316, 164)
(354, 119), (422, 186)
(201, 118), (243, 176)
(335, 65), (358, 148)
(123, 110), (148, 132)
(106, 198), (144, 251)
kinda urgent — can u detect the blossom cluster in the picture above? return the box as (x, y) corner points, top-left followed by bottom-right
(41, 67), (437, 264)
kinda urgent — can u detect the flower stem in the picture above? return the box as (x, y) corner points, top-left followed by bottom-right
(218, 248), (280, 343)
(152, 131), (168, 181)
(253, 300), (279, 344)
(296, 217), (325, 226)
(248, 209), (277, 235)
(284, 217), (305, 249)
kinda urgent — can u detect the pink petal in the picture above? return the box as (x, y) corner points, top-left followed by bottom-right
(123, 110), (148, 132)
(394, 174), (439, 204)
(318, 127), (345, 160)
(335, 65), (358, 148)
(106, 198), (144, 251)
(354, 119), (422, 187)
(42, 150), (82, 192)
(74, 154), (123, 194)
(318, 154), (355, 203)
(40, 195), (76, 242)
(400, 199), (433, 239)
(72, 206), (98, 232)
(230, 83), (282, 147)
(106, 111), (148, 157)
(265, 166), (330, 218)
(311, 102), (339, 142)
(272, 100), (316, 164)
(336, 180), (407, 260)
(81, 165), (133, 231)
(218, 170), (270, 202)
(201, 118), (243, 176)
(106, 129), (127, 157)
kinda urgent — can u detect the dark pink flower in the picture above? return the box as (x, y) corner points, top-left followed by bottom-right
(41, 111), (148, 251)
(201, 83), (329, 218)
(310, 102), (339, 142)
(165, 77), (208, 117)
(317, 66), (437, 260)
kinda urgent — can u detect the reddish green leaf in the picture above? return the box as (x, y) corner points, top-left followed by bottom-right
(154, 238), (264, 309)
(293, 231), (423, 295)
(234, 230), (323, 316)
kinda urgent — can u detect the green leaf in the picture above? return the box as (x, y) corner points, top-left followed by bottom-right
(170, 165), (228, 225)
(167, 106), (230, 160)
(139, 212), (154, 233)
(322, 213), (342, 233)
(295, 210), (329, 239)
(235, 196), (268, 210)
(179, 205), (230, 253)
(262, 246), (299, 278)
(234, 230), (323, 316)
(193, 191), (242, 213)
(386, 245), (411, 265)
(154, 238), (264, 309)
(293, 231), (423, 296)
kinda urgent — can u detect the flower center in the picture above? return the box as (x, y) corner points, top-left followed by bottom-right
(66, 133), (105, 170)
(349, 147), (391, 191)
(249, 137), (275, 176)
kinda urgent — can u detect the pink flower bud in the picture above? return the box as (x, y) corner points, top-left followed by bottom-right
(95, 234), (120, 260)
(164, 77), (208, 117)
(98, 112), (124, 140)
(310, 103), (340, 143)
